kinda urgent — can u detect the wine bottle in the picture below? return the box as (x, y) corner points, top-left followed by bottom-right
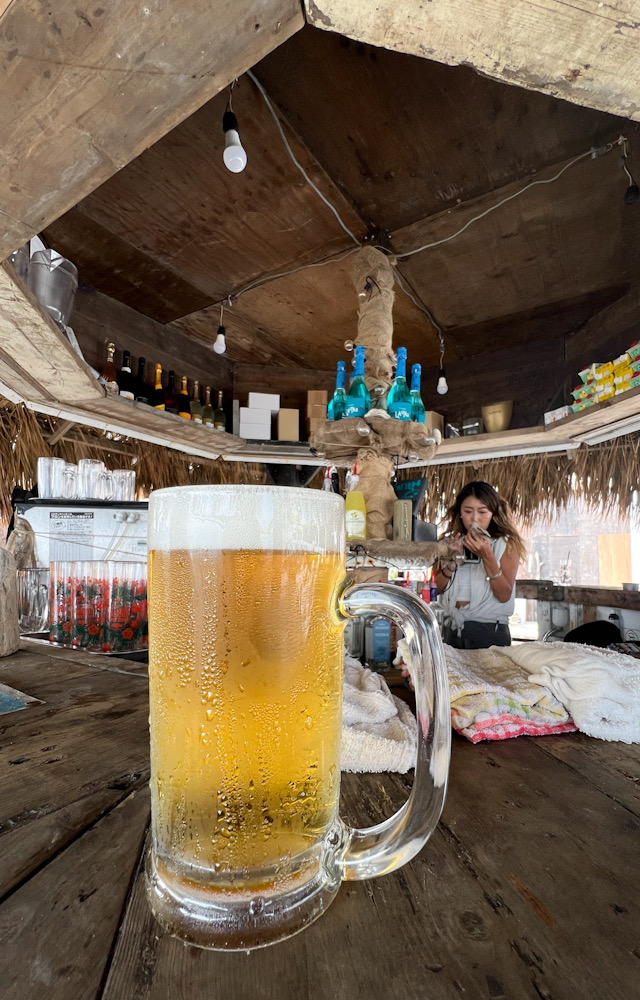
(178, 376), (191, 419)
(213, 390), (226, 430)
(190, 379), (203, 424)
(410, 363), (426, 423)
(152, 363), (165, 410)
(202, 386), (214, 427)
(165, 370), (178, 413)
(387, 347), (412, 420)
(117, 350), (135, 400)
(344, 346), (370, 418)
(100, 342), (119, 394)
(327, 361), (347, 420)
(134, 357), (150, 405)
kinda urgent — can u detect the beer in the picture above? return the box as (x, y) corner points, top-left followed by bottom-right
(149, 545), (345, 892)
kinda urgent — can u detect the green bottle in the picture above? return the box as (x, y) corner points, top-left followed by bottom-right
(410, 364), (426, 423)
(328, 361), (347, 420)
(344, 346), (370, 418)
(387, 347), (412, 420)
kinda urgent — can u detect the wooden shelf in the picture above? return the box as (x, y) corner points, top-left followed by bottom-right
(3, 260), (640, 467)
(516, 580), (640, 611)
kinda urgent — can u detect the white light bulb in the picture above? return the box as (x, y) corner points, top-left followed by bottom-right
(213, 331), (227, 354)
(223, 130), (247, 173)
(437, 374), (448, 395)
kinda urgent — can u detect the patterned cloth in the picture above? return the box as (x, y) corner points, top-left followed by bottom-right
(445, 645), (577, 743)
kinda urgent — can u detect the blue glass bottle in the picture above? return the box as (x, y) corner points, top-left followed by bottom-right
(387, 347), (412, 420)
(410, 363), (426, 423)
(344, 346), (370, 418)
(328, 361), (347, 420)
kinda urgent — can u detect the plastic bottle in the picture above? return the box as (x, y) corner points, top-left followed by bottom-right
(421, 575), (431, 604)
(430, 570), (438, 603)
(345, 463), (367, 541)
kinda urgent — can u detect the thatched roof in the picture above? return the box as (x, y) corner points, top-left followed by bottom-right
(409, 435), (640, 526)
(0, 400), (268, 525)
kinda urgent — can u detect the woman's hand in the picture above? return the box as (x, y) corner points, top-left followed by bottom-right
(459, 528), (493, 563)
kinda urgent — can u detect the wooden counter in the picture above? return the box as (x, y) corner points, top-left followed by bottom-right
(1, 641), (639, 999)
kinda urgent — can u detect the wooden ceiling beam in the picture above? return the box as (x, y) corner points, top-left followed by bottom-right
(305, 0), (640, 120)
(0, 0), (304, 260)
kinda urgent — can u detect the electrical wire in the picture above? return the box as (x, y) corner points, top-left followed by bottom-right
(247, 69), (361, 247)
(233, 245), (361, 301)
(396, 145), (617, 259)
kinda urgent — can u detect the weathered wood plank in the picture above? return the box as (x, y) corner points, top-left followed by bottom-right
(305, 0), (640, 121)
(516, 580), (640, 611)
(0, 262), (104, 404)
(0, 787), (149, 1000)
(0, 646), (149, 897)
(0, 0), (304, 259)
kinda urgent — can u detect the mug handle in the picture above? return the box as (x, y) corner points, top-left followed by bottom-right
(333, 582), (451, 880)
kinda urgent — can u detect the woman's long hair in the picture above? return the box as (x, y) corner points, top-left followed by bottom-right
(443, 481), (526, 561)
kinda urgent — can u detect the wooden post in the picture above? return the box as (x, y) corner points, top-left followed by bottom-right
(0, 549), (20, 657)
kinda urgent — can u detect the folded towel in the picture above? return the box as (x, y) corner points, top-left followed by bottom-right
(342, 654), (417, 773)
(503, 640), (640, 744)
(444, 645), (576, 743)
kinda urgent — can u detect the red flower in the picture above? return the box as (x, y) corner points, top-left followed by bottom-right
(62, 621), (73, 633)
(102, 643), (112, 652)
(88, 624), (100, 636)
(110, 622), (123, 631)
(121, 628), (134, 640)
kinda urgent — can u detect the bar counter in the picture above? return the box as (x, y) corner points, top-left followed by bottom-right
(1, 641), (639, 999)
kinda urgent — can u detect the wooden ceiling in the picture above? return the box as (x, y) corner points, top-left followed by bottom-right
(32, 22), (640, 374)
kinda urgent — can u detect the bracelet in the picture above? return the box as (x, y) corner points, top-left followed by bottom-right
(486, 569), (503, 582)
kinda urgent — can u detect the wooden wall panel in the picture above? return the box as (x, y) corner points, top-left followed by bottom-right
(70, 287), (233, 395)
(0, 0), (304, 259)
(233, 363), (336, 413)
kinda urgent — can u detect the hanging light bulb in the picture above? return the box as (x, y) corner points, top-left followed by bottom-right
(344, 339), (354, 352)
(437, 368), (448, 395)
(222, 110), (247, 173)
(213, 325), (227, 354)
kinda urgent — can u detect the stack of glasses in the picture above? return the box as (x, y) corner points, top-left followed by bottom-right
(37, 457), (136, 501)
(49, 560), (148, 653)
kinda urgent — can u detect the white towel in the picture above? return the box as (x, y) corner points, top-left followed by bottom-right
(503, 641), (640, 744)
(341, 654), (417, 773)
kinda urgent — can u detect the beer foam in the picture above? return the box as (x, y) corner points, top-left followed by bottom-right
(149, 485), (345, 554)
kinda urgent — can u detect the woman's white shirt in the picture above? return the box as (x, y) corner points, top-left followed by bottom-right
(439, 536), (514, 635)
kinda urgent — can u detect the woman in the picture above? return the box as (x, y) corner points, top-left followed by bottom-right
(433, 481), (526, 649)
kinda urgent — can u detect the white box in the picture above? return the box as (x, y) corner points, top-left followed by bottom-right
(247, 392), (280, 414)
(544, 405), (571, 425)
(240, 406), (271, 424)
(239, 423), (271, 440)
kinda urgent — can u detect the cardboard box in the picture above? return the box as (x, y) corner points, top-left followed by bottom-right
(544, 405), (571, 425)
(307, 390), (328, 406)
(240, 406), (270, 424)
(247, 392), (280, 414)
(277, 408), (300, 441)
(232, 398), (240, 436)
(239, 424), (271, 441)
(424, 410), (444, 436)
(306, 403), (327, 419)
(306, 417), (326, 438)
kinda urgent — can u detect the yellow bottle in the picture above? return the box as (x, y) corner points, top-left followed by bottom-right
(345, 489), (367, 541)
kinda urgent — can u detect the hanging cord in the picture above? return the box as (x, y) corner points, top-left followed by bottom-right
(246, 69), (361, 247)
(226, 79), (236, 113)
(397, 140), (625, 259)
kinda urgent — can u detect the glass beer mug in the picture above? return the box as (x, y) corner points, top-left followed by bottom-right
(146, 485), (450, 950)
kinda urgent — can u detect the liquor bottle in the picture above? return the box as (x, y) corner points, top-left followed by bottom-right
(165, 371), (178, 414)
(117, 350), (135, 400)
(152, 363), (165, 410)
(190, 380), (203, 424)
(387, 347), (412, 420)
(327, 361), (347, 421)
(100, 342), (119, 394)
(344, 346), (370, 418)
(202, 386), (214, 427)
(213, 390), (226, 430)
(410, 363), (426, 423)
(134, 357), (150, 405)
(178, 376), (191, 418)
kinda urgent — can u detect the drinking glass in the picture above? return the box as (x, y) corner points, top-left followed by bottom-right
(37, 456), (66, 499)
(111, 469), (136, 502)
(77, 459), (107, 500)
(63, 463), (78, 500)
(146, 485), (450, 951)
(17, 568), (49, 633)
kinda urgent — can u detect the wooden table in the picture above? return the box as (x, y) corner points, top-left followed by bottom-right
(1, 642), (639, 1000)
